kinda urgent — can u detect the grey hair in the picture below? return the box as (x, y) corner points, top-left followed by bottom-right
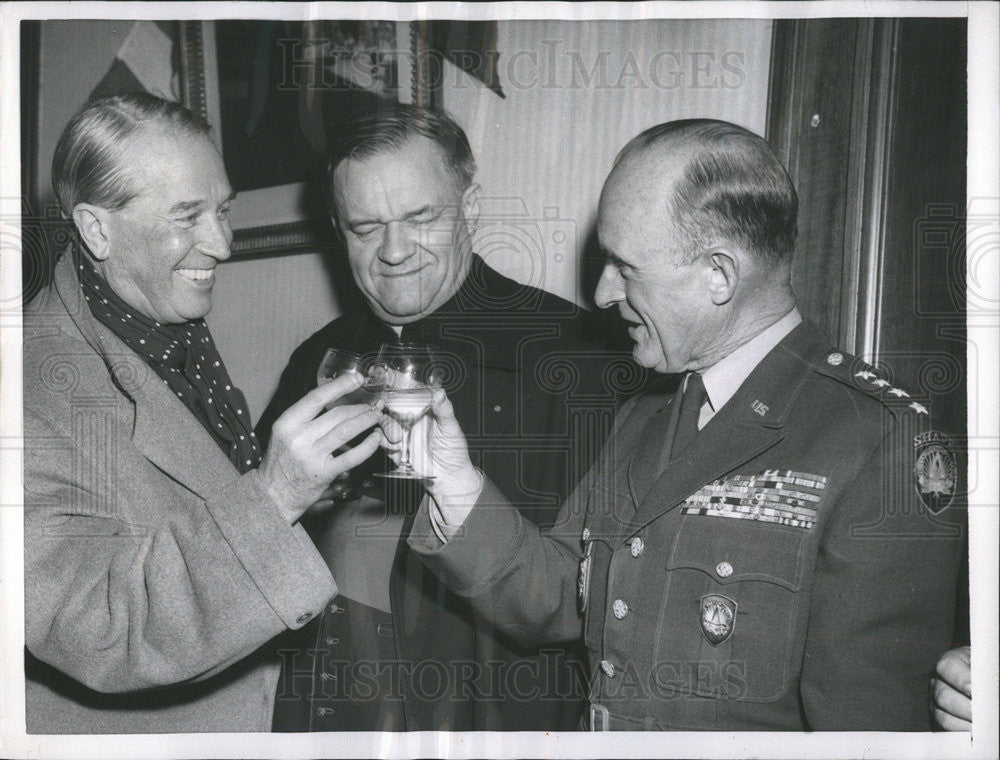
(52, 92), (211, 217)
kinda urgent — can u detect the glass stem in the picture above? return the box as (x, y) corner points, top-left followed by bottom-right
(400, 425), (412, 470)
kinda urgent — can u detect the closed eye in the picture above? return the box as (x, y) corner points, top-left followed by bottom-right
(410, 208), (441, 225)
(350, 224), (383, 241)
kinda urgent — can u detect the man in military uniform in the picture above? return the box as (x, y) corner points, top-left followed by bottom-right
(399, 118), (966, 730)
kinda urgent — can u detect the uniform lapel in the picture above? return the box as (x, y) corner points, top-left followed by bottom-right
(625, 323), (827, 532)
(626, 397), (676, 510)
(53, 252), (239, 499)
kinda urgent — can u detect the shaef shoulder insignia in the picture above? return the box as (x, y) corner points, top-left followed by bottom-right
(913, 431), (957, 513)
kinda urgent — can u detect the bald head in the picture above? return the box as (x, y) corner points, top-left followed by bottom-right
(606, 119), (797, 268)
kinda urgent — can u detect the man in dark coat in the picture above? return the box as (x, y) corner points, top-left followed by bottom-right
(259, 103), (636, 731)
(401, 119), (967, 730)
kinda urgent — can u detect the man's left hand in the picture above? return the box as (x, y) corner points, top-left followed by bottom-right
(932, 645), (971, 731)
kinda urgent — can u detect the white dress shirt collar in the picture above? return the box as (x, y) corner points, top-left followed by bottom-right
(696, 307), (802, 428)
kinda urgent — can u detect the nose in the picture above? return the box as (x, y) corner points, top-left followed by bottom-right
(197, 213), (233, 262)
(379, 221), (415, 265)
(593, 263), (623, 310)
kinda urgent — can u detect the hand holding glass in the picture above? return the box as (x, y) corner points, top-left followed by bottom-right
(315, 349), (380, 502)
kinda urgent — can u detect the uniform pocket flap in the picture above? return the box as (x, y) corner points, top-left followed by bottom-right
(664, 521), (806, 591)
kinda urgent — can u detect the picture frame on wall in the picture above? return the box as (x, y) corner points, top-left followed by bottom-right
(177, 19), (505, 257)
(178, 19), (409, 256)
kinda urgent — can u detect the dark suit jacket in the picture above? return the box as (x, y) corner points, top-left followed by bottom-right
(410, 320), (965, 730)
(258, 256), (640, 730)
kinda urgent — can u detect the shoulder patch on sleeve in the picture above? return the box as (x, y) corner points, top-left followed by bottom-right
(914, 430), (957, 513)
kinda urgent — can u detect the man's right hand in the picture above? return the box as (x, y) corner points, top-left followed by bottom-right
(259, 374), (383, 524)
(381, 388), (483, 535)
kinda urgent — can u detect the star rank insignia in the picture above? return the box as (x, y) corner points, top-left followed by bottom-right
(914, 431), (957, 513)
(700, 594), (737, 646)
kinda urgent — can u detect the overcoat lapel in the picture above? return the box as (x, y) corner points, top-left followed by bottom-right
(624, 323), (828, 532)
(53, 253), (239, 498)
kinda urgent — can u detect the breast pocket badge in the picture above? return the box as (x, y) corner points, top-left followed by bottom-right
(700, 594), (737, 646)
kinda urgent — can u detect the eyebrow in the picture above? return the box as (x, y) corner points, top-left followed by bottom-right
(348, 205), (436, 227)
(168, 191), (237, 216)
(604, 249), (628, 267)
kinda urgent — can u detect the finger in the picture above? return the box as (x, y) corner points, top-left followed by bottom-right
(429, 388), (456, 419)
(307, 403), (382, 443)
(936, 646), (972, 696)
(933, 703), (972, 731)
(327, 429), (382, 475)
(932, 677), (973, 724)
(379, 414), (404, 444)
(282, 373), (365, 426)
(314, 408), (383, 453)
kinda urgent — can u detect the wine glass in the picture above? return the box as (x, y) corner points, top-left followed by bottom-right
(316, 348), (381, 407)
(374, 343), (442, 480)
(315, 348), (381, 501)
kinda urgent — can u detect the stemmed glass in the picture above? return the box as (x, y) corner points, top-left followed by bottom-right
(315, 348), (382, 500)
(316, 348), (381, 407)
(373, 343), (442, 480)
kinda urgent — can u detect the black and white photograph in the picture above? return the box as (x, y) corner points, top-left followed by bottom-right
(1, 2), (997, 759)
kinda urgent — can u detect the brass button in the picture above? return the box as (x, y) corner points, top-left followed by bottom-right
(582, 527), (590, 542)
(612, 599), (629, 619)
(716, 561), (733, 578)
(600, 659), (615, 678)
(295, 612), (312, 624)
(827, 352), (844, 366)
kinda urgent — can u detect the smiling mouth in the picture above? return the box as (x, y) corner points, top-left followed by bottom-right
(380, 266), (426, 278)
(176, 269), (214, 282)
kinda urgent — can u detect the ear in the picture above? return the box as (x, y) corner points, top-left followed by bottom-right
(71, 204), (112, 261)
(328, 212), (345, 242)
(706, 250), (739, 305)
(461, 183), (481, 235)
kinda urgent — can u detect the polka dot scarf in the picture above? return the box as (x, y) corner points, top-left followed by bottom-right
(75, 246), (262, 473)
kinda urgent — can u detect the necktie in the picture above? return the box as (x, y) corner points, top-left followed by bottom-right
(668, 372), (708, 462)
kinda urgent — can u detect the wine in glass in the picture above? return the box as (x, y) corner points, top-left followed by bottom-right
(375, 343), (442, 480)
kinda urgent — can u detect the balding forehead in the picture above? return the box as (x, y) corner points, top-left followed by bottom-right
(603, 142), (691, 209)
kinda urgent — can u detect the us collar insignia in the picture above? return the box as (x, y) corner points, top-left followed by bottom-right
(700, 594), (737, 646)
(914, 431), (957, 514)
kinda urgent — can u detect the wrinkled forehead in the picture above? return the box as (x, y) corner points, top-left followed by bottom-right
(332, 136), (462, 215)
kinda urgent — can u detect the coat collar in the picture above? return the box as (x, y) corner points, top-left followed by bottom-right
(50, 250), (240, 497)
(623, 321), (834, 532)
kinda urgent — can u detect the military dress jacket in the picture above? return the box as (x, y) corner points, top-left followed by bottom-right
(409, 320), (965, 730)
(22, 252), (336, 733)
(258, 255), (638, 730)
